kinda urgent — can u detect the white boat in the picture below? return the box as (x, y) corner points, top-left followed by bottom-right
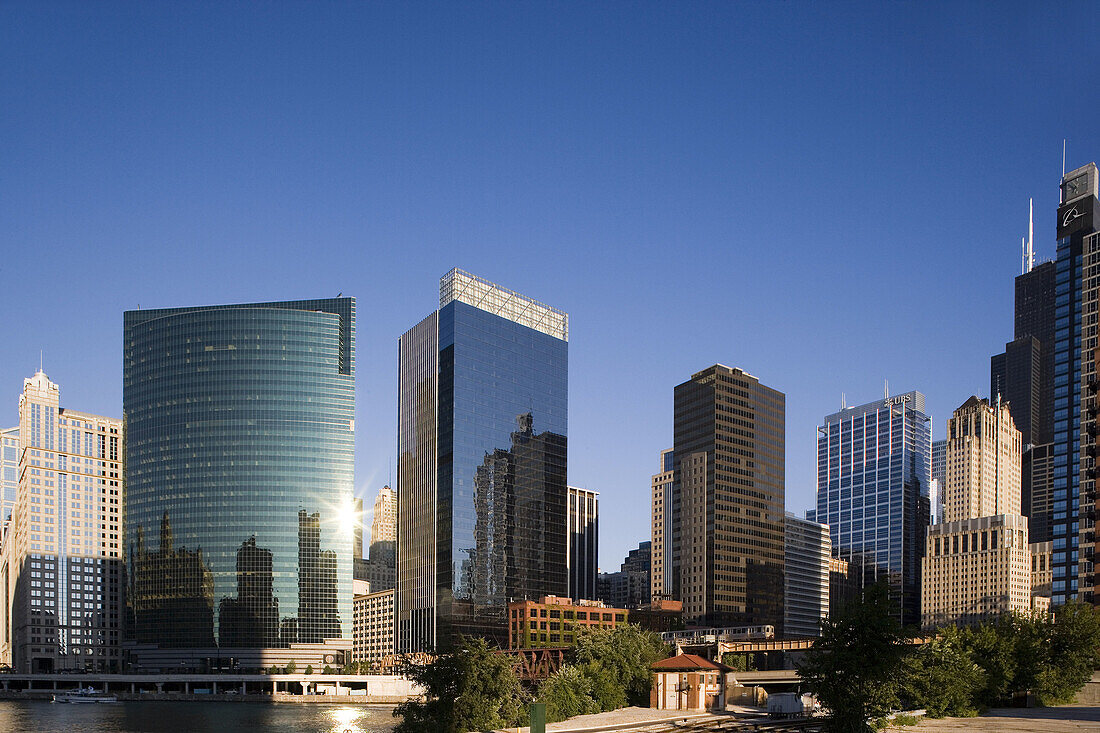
(52, 687), (118, 703)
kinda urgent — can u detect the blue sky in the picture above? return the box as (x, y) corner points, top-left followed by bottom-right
(2, 2), (1098, 570)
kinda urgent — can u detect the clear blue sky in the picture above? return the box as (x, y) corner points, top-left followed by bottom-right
(2, 2), (1098, 571)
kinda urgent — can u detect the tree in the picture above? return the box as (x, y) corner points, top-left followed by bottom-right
(900, 632), (984, 718)
(323, 665), (333, 675)
(536, 664), (601, 723)
(1036, 601), (1100, 704)
(393, 637), (527, 733)
(798, 582), (908, 733)
(285, 659), (297, 674)
(572, 624), (671, 708)
(304, 664), (313, 675)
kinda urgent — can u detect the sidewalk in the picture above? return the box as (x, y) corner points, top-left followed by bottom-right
(490, 706), (720, 733)
(884, 704), (1100, 732)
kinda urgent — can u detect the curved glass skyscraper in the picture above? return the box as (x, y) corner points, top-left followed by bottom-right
(123, 299), (355, 670)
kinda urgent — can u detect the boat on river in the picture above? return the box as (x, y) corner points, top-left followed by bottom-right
(52, 687), (118, 703)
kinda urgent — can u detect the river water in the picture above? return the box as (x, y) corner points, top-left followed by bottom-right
(0, 700), (401, 733)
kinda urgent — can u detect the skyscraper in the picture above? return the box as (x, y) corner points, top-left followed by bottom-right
(922, 396), (1032, 628)
(123, 298), (356, 670)
(0, 372), (123, 672)
(816, 391), (931, 627)
(1063, 162), (1100, 606)
(397, 269), (568, 652)
(671, 365), (785, 629)
(650, 449), (674, 601)
(784, 513), (830, 638)
(931, 438), (947, 525)
(0, 427), (17, 527)
(567, 486), (598, 602)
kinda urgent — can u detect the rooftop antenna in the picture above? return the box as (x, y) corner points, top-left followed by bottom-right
(884, 379), (889, 400)
(842, 392), (846, 409)
(39, 350), (43, 374)
(1023, 198), (1034, 274)
(1062, 139), (1067, 177)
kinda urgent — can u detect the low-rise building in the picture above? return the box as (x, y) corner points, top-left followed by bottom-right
(352, 589), (394, 667)
(508, 595), (627, 649)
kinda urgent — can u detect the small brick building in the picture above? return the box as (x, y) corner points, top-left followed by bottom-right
(650, 654), (730, 712)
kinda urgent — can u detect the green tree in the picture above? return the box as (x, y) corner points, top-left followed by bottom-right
(901, 632), (984, 718)
(393, 637), (527, 733)
(285, 659), (297, 674)
(572, 624), (671, 708)
(536, 664), (601, 723)
(304, 664), (313, 675)
(1036, 601), (1100, 704)
(798, 583), (908, 733)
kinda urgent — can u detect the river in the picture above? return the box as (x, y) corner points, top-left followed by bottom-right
(0, 700), (401, 733)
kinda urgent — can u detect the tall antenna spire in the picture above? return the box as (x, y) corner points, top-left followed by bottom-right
(1023, 197), (1034, 274)
(1063, 139), (1067, 177)
(884, 379), (889, 400)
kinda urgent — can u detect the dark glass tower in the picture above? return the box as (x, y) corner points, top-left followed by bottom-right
(1052, 162), (1100, 606)
(397, 270), (568, 652)
(123, 298), (355, 669)
(671, 365), (785, 630)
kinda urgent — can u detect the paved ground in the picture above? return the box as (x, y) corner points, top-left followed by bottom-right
(490, 706), (717, 732)
(885, 705), (1100, 732)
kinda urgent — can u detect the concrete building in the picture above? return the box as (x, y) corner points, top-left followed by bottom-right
(672, 365), (785, 630)
(942, 397), (1021, 523)
(784, 513), (829, 638)
(922, 514), (1033, 628)
(922, 397), (1033, 628)
(352, 589), (394, 667)
(567, 486), (598, 602)
(650, 449), (673, 601)
(355, 485), (397, 593)
(816, 390), (931, 627)
(828, 556), (862, 617)
(507, 595), (627, 649)
(397, 270), (568, 652)
(0, 372), (123, 672)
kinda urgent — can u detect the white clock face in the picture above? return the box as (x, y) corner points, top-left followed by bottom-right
(1066, 174), (1089, 202)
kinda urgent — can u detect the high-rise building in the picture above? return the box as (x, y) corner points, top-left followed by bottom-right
(397, 270), (568, 652)
(650, 449), (673, 601)
(123, 298), (356, 670)
(352, 588), (394, 667)
(1052, 162), (1100, 606)
(596, 541), (651, 609)
(1029, 442), (1055, 543)
(942, 397), (1021, 523)
(0, 372), (123, 672)
(672, 365), (785, 629)
(783, 513), (830, 638)
(567, 486), (598, 602)
(353, 497), (364, 561)
(816, 391), (931, 627)
(0, 427), (17, 527)
(355, 485), (397, 593)
(922, 397), (1032, 628)
(931, 439), (947, 525)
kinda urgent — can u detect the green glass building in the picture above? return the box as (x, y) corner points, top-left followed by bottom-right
(123, 298), (355, 671)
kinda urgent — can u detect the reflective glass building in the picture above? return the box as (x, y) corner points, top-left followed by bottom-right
(815, 391), (931, 627)
(397, 270), (568, 652)
(123, 298), (355, 669)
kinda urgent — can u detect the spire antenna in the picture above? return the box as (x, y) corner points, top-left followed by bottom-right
(1063, 139), (1067, 177)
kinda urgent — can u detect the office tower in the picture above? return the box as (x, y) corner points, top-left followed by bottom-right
(352, 588), (394, 667)
(0, 372), (123, 672)
(650, 449), (673, 601)
(1029, 443), (1055, 543)
(355, 485), (397, 593)
(397, 269), (568, 652)
(567, 486), (598, 602)
(930, 439), (947, 525)
(922, 397), (1031, 627)
(596, 541), (651, 609)
(672, 365), (785, 629)
(828, 556), (863, 617)
(816, 390), (931, 627)
(942, 397), (1022, 522)
(1053, 162), (1100, 606)
(353, 498), (364, 561)
(123, 298), (355, 670)
(0, 427), (17, 527)
(783, 513), (830, 637)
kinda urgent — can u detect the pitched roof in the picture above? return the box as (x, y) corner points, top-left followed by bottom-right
(651, 654), (729, 672)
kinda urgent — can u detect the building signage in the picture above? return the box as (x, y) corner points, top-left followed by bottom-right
(883, 394), (913, 409)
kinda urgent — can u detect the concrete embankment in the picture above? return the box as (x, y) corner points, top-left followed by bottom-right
(0, 689), (412, 704)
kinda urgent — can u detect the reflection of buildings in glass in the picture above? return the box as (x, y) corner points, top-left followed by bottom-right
(130, 513), (215, 647)
(397, 270), (568, 653)
(298, 510), (341, 643)
(218, 536), (279, 648)
(123, 298), (355, 663)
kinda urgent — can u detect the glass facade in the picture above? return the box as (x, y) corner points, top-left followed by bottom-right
(816, 391), (931, 627)
(397, 271), (568, 652)
(123, 299), (355, 662)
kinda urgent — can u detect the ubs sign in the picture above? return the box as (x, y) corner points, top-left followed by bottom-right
(883, 394), (912, 409)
